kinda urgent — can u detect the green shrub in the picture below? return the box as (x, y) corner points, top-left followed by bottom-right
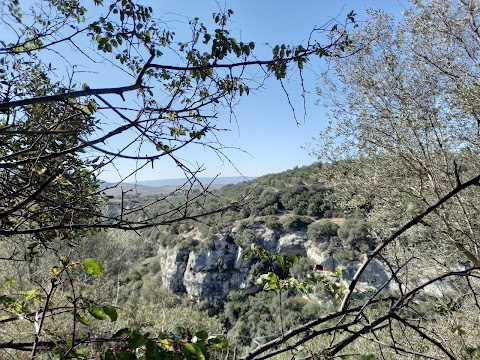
(282, 215), (313, 232)
(263, 216), (283, 231)
(289, 256), (314, 280)
(337, 218), (374, 252)
(307, 219), (339, 245)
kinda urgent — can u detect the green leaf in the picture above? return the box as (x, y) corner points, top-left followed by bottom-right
(183, 343), (197, 359)
(264, 282), (278, 291)
(158, 334), (169, 350)
(102, 304), (118, 322)
(75, 312), (89, 326)
(145, 340), (165, 360)
(196, 343), (210, 360)
(207, 336), (228, 349)
(276, 255), (285, 271)
(242, 250), (253, 261)
(182, 343), (206, 360)
(111, 328), (130, 339)
(75, 349), (85, 358)
(88, 306), (107, 320)
(128, 332), (145, 349)
(82, 105), (92, 115)
(286, 254), (299, 265)
(194, 330), (208, 340)
(82, 258), (104, 277)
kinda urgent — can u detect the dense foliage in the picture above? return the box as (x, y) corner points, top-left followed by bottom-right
(0, 160), (369, 358)
(0, 0), (356, 358)
(3, 0), (480, 359)
(140, 163), (339, 246)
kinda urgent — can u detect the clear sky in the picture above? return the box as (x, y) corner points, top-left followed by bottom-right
(95, 1), (408, 182)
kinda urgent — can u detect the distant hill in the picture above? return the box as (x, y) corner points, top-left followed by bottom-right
(137, 176), (256, 187)
(99, 176), (255, 197)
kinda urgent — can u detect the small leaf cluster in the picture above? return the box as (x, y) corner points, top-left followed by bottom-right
(88, 2), (155, 54)
(0, 277), (45, 315)
(0, 60), (103, 246)
(255, 272), (314, 294)
(307, 267), (350, 300)
(244, 244), (312, 294)
(102, 327), (228, 360)
(243, 244), (298, 271)
(243, 244), (350, 301)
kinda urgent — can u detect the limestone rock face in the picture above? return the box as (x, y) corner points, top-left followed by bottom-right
(183, 235), (247, 299)
(157, 234), (258, 300)
(155, 225), (391, 301)
(305, 243), (390, 294)
(157, 246), (190, 293)
(277, 232), (308, 256)
(340, 259), (390, 294)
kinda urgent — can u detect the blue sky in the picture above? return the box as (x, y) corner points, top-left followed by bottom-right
(95, 1), (408, 182)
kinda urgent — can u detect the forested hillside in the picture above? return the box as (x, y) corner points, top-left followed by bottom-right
(3, 0), (480, 359)
(4, 156), (478, 359)
(1, 162), (379, 357)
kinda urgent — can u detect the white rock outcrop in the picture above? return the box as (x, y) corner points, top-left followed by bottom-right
(155, 226), (392, 301)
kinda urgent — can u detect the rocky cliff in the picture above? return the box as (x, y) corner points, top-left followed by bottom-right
(155, 224), (392, 301)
